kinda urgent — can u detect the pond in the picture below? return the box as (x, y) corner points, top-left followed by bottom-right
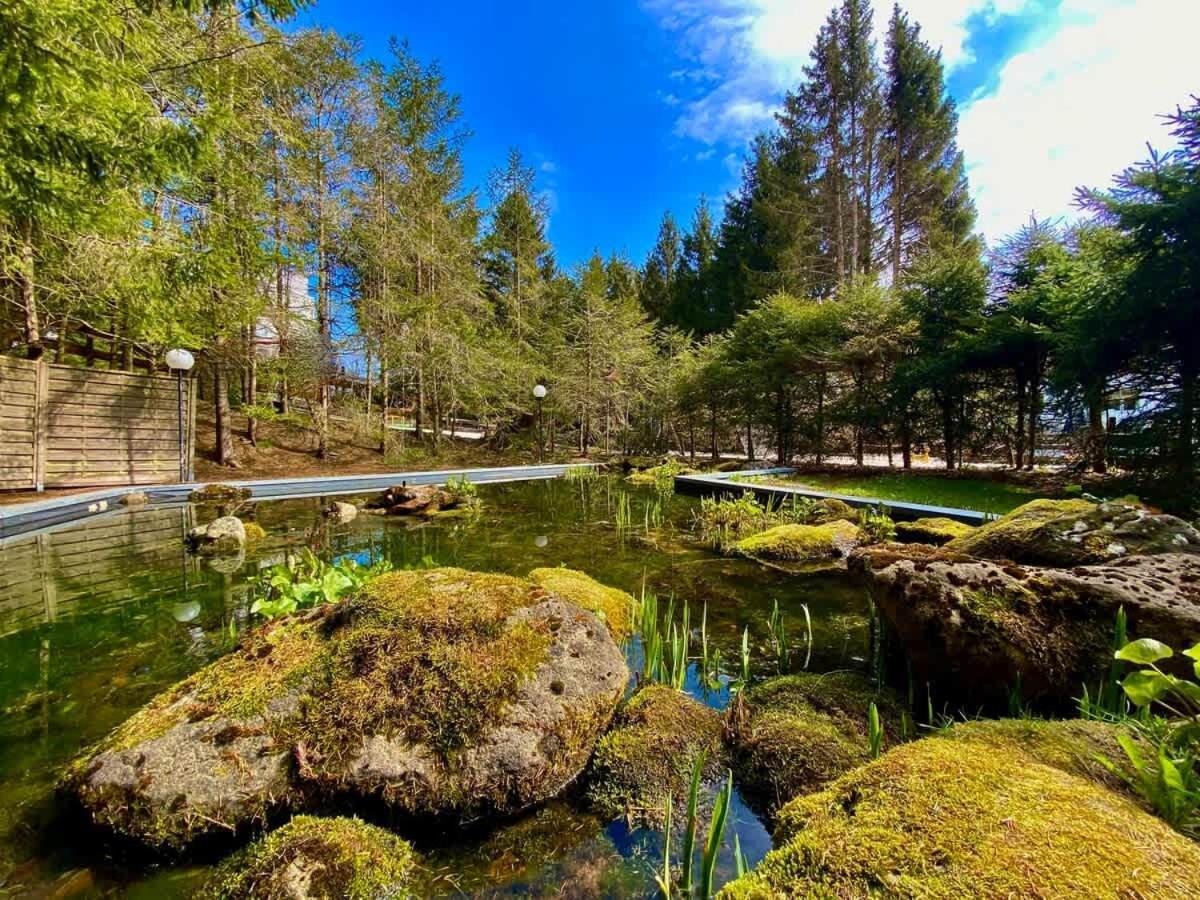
(0, 475), (874, 897)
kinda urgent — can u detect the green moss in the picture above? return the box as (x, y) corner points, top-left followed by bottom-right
(200, 816), (416, 900)
(625, 460), (694, 486)
(734, 520), (863, 562)
(528, 567), (634, 642)
(945, 718), (1142, 798)
(721, 731), (1200, 899)
(301, 568), (552, 764)
(894, 516), (976, 545)
(728, 673), (902, 819)
(947, 498), (1102, 564)
(809, 498), (855, 524)
(71, 614), (324, 768)
(586, 685), (725, 827)
(243, 521), (267, 544)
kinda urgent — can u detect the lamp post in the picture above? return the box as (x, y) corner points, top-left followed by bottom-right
(533, 383), (547, 463)
(166, 349), (195, 483)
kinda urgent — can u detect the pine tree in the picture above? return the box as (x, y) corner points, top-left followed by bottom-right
(639, 212), (682, 322)
(883, 3), (976, 283)
(673, 196), (719, 334)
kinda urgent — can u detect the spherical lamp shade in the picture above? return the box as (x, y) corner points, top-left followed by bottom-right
(533, 383), (547, 399)
(165, 348), (195, 371)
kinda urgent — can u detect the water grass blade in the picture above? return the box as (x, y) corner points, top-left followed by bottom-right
(700, 771), (734, 898)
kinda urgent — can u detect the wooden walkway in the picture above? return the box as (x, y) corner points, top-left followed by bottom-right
(674, 468), (988, 525)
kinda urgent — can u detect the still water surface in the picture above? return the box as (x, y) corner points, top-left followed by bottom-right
(0, 476), (872, 897)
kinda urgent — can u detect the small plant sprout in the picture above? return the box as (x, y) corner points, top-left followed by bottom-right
(740, 627), (751, 687)
(656, 795), (673, 899)
(800, 602), (813, 670)
(868, 701), (884, 759)
(700, 772), (734, 899)
(733, 833), (748, 879)
(680, 752), (704, 895)
(767, 600), (789, 673)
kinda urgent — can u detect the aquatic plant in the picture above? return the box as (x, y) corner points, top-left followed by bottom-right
(564, 464), (600, 480)
(767, 600), (789, 673)
(867, 702), (883, 759)
(739, 627), (751, 688)
(700, 771), (733, 899)
(1079, 606), (1131, 721)
(1099, 637), (1200, 836)
(733, 834), (748, 879)
(249, 549), (392, 619)
(855, 503), (896, 544)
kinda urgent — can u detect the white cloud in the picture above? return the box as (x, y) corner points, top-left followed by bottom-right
(644, 0), (1018, 146)
(540, 160), (558, 174)
(958, 0), (1200, 243)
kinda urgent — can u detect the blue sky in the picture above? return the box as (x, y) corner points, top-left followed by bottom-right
(295, 0), (1199, 268)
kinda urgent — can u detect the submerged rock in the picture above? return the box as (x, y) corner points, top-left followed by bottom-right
(586, 685), (726, 827)
(200, 815), (416, 900)
(719, 725), (1200, 899)
(323, 501), (358, 525)
(734, 520), (863, 563)
(946, 497), (1200, 566)
(726, 672), (902, 819)
(65, 568), (628, 851)
(528, 567), (635, 642)
(850, 545), (1200, 706)
(186, 516), (247, 556)
(894, 515), (975, 545)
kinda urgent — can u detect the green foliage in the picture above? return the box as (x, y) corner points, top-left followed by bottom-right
(249, 549), (392, 619)
(855, 503), (897, 543)
(867, 701), (883, 759)
(1101, 637), (1200, 836)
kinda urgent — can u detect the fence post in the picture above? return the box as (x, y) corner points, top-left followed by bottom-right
(34, 359), (48, 492)
(187, 374), (198, 482)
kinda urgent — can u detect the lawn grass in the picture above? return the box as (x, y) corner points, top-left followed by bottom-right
(764, 471), (1047, 515)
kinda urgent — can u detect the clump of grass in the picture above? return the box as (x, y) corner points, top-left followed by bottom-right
(655, 752), (736, 899)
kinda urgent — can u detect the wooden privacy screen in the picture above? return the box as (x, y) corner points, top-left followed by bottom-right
(0, 358), (196, 491)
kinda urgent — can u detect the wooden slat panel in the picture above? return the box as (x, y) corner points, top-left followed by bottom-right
(46, 382), (180, 403)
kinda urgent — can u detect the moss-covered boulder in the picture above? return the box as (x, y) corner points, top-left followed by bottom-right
(807, 498), (856, 525)
(734, 520), (863, 563)
(528, 567), (634, 642)
(850, 545), (1200, 707)
(894, 515), (975, 545)
(719, 727), (1200, 899)
(66, 568), (628, 851)
(726, 672), (902, 819)
(190, 484), (251, 507)
(586, 685), (725, 827)
(947, 498), (1200, 566)
(186, 515), (247, 556)
(201, 816), (416, 900)
(625, 460), (694, 486)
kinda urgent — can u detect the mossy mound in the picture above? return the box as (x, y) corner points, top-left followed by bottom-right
(808, 498), (856, 524)
(727, 672), (902, 819)
(720, 729), (1200, 899)
(67, 568), (628, 851)
(586, 685), (726, 827)
(201, 816), (416, 900)
(945, 718), (1142, 798)
(625, 460), (694, 486)
(894, 516), (975, 545)
(734, 520), (863, 563)
(947, 497), (1200, 566)
(528, 567), (634, 642)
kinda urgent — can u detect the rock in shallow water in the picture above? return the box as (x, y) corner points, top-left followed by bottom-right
(734, 520), (864, 564)
(64, 567), (628, 852)
(850, 544), (1200, 706)
(719, 721), (1200, 899)
(946, 497), (1200, 566)
(186, 516), (246, 556)
(200, 815), (416, 900)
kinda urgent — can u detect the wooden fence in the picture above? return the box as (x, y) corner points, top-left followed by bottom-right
(0, 357), (196, 491)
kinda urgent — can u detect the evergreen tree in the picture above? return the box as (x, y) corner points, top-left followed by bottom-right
(673, 195), (719, 334)
(639, 212), (682, 322)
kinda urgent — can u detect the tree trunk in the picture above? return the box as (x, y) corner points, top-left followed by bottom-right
(940, 393), (955, 471)
(245, 326), (257, 445)
(1027, 362), (1040, 471)
(19, 223), (41, 359)
(900, 411), (912, 470)
(1014, 370), (1027, 470)
(214, 361), (234, 466)
(709, 400), (719, 462)
(1086, 380), (1107, 474)
(815, 372), (826, 464)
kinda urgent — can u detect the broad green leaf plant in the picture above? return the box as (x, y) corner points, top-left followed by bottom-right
(249, 549), (392, 619)
(1105, 637), (1200, 836)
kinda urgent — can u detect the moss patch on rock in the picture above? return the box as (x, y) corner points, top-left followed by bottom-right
(625, 460), (694, 486)
(528, 567), (634, 642)
(727, 672), (902, 819)
(807, 498), (856, 524)
(201, 816), (416, 900)
(243, 521), (267, 544)
(734, 520), (863, 563)
(586, 685), (725, 827)
(720, 729), (1200, 899)
(894, 516), (975, 545)
(948, 497), (1200, 566)
(303, 569), (553, 763)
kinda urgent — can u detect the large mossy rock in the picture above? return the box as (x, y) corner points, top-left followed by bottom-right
(201, 816), (416, 900)
(850, 544), (1200, 706)
(894, 516), (975, 546)
(65, 568), (628, 851)
(734, 520), (863, 563)
(720, 724), (1200, 899)
(727, 673), (902, 819)
(528, 567), (634, 642)
(586, 685), (725, 827)
(946, 498), (1200, 566)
